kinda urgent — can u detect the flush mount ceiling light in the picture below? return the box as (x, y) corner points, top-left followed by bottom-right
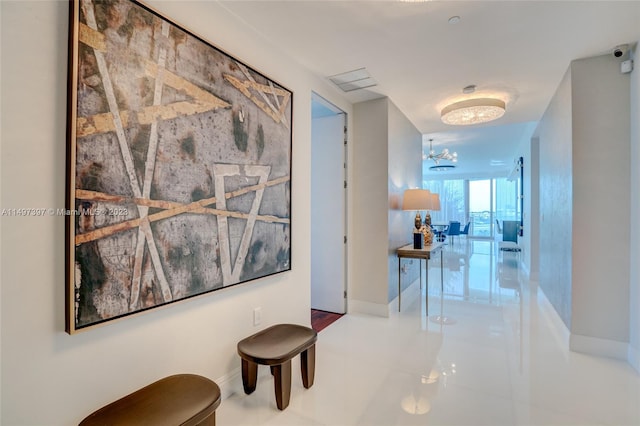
(441, 98), (506, 126)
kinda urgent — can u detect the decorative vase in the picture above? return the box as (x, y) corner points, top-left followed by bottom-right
(421, 225), (433, 246)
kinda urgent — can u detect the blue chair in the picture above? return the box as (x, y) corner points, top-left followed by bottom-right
(460, 221), (470, 238)
(431, 225), (442, 242)
(502, 221), (519, 243)
(446, 221), (461, 244)
(500, 220), (521, 253)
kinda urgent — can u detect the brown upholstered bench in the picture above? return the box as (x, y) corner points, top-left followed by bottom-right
(237, 323), (317, 410)
(79, 374), (221, 426)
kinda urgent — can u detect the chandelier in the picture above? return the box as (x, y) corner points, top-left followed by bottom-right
(423, 139), (457, 165)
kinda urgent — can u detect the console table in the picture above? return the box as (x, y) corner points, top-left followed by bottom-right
(396, 242), (444, 314)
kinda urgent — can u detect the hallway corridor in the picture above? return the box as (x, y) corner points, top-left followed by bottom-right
(218, 239), (640, 425)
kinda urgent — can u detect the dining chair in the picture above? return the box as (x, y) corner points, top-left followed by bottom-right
(495, 219), (502, 234)
(446, 221), (461, 244)
(431, 226), (442, 242)
(460, 221), (470, 238)
(499, 220), (522, 256)
(502, 220), (519, 243)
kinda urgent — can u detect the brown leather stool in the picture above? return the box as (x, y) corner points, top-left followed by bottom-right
(79, 374), (221, 425)
(237, 324), (317, 410)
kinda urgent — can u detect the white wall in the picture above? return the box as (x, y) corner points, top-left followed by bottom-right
(536, 54), (633, 361)
(524, 137), (540, 282)
(350, 97), (421, 315)
(0, 2), (3, 418)
(351, 99), (389, 315)
(387, 101), (422, 303)
(536, 68), (573, 328)
(570, 55), (630, 350)
(0, 1), (352, 424)
(629, 43), (640, 372)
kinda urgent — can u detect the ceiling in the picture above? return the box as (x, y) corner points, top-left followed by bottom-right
(218, 1), (640, 178)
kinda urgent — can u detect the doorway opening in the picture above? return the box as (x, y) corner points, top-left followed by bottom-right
(310, 92), (347, 330)
(311, 309), (344, 333)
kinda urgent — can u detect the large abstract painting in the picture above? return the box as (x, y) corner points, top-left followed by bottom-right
(65, 0), (292, 333)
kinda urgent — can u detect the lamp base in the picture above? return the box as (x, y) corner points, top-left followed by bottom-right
(422, 225), (433, 246)
(414, 212), (422, 231)
(413, 233), (423, 249)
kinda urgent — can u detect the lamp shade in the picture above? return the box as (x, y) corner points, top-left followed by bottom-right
(402, 189), (431, 211)
(429, 193), (441, 211)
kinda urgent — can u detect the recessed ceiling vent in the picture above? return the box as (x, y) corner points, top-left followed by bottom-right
(328, 68), (377, 92)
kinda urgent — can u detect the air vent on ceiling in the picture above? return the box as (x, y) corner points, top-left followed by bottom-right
(328, 68), (377, 92)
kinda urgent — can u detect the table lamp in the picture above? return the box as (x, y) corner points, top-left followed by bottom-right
(418, 192), (439, 246)
(426, 193), (440, 227)
(402, 189), (431, 248)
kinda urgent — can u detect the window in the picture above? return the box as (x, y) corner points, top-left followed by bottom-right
(423, 180), (465, 224)
(424, 176), (520, 238)
(469, 179), (491, 237)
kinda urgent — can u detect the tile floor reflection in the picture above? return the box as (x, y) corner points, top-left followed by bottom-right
(218, 239), (640, 425)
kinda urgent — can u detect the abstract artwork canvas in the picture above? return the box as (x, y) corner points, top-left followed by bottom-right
(66, 0), (292, 333)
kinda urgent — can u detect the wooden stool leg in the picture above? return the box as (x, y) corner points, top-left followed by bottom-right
(272, 360), (292, 410)
(300, 344), (316, 388)
(242, 359), (258, 394)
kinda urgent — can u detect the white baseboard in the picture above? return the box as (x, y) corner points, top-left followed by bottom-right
(519, 260), (530, 281)
(537, 286), (571, 350)
(628, 345), (640, 373)
(216, 364), (275, 401)
(349, 278), (420, 318)
(215, 367), (242, 400)
(539, 286), (634, 364)
(387, 277), (421, 315)
(349, 299), (389, 317)
(570, 334), (629, 361)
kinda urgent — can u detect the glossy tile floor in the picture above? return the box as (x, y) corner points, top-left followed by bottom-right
(218, 239), (640, 425)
